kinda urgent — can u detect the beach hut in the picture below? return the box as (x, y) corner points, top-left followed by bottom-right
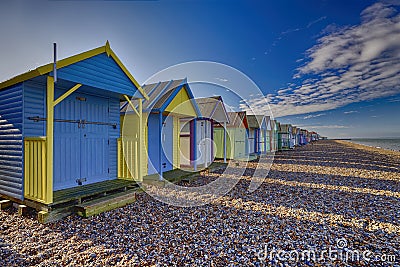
(294, 127), (301, 146)
(276, 121), (282, 151)
(291, 126), (299, 147)
(279, 124), (293, 150)
(261, 116), (272, 154)
(269, 119), (279, 152)
(300, 129), (308, 145)
(214, 111), (248, 160)
(246, 115), (266, 155)
(290, 126), (296, 148)
(0, 42), (148, 210)
(306, 130), (312, 144)
(121, 79), (200, 177)
(189, 96), (229, 168)
(310, 131), (319, 142)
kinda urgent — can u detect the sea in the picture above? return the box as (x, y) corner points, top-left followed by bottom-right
(348, 138), (400, 152)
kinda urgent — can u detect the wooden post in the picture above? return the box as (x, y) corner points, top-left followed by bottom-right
(46, 76), (54, 204)
(138, 99), (143, 182)
(223, 122), (227, 163)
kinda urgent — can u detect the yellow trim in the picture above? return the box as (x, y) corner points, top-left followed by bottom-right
(45, 76), (54, 204)
(123, 95), (140, 116)
(53, 83), (82, 106)
(173, 116), (180, 168)
(24, 136), (46, 141)
(24, 137), (48, 204)
(0, 41), (149, 100)
(165, 87), (197, 117)
(105, 40), (111, 57)
(138, 99), (143, 180)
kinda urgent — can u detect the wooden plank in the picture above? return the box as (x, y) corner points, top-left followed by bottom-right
(53, 179), (136, 205)
(76, 190), (136, 217)
(38, 206), (75, 224)
(0, 200), (12, 210)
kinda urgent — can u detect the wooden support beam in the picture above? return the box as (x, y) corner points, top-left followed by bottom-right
(53, 83), (82, 106)
(123, 95), (140, 116)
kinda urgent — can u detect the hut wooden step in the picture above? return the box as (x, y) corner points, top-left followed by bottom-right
(75, 189), (136, 218)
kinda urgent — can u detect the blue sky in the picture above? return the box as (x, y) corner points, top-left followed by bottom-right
(0, 0), (399, 138)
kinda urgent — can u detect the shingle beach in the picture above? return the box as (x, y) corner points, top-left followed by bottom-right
(1, 140), (399, 266)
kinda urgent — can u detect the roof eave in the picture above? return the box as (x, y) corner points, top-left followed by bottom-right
(0, 41), (149, 100)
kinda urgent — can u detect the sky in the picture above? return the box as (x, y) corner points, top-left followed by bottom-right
(0, 0), (399, 138)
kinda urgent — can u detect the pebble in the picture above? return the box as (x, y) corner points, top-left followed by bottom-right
(0, 140), (399, 266)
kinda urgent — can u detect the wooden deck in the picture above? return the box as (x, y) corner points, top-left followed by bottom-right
(52, 179), (137, 206)
(143, 162), (228, 185)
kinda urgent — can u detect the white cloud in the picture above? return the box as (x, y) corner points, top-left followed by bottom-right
(215, 77), (228, 82)
(344, 110), (359, 114)
(242, 2), (400, 118)
(303, 113), (326, 119)
(307, 16), (327, 28)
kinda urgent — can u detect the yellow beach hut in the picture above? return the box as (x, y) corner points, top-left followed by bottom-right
(120, 79), (201, 179)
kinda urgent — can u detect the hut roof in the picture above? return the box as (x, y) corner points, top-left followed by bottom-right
(195, 96), (229, 123)
(0, 41), (148, 100)
(246, 115), (265, 129)
(215, 111), (247, 128)
(121, 79), (201, 117)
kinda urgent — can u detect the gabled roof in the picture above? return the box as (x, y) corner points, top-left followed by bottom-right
(246, 115), (265, 129)
(195, 96), (229, 123)
(0, 41), (148, 100)
(215, 111), (247, 128)
(121, 78), (201, 117)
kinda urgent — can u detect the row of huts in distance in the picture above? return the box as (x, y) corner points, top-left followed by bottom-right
(0, 42), (320, 221)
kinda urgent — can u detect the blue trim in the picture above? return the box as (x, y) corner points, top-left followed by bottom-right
(159, 83), (185, 112)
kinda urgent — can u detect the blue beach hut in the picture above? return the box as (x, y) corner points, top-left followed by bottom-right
(0, 42), (148, 209)
(246, 115), (266, 155)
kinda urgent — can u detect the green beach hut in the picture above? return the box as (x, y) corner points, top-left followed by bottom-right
(214, 111), (248, 160)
